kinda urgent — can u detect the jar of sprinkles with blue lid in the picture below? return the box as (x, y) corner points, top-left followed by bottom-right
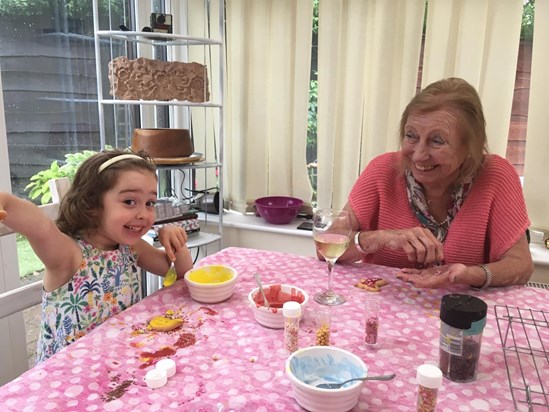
(438, 294), (487, 383)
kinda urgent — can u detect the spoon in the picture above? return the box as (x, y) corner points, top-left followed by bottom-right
(163, 262), (177, 287)
(316, 373), (396, 389)
(253, 273), (270, 308)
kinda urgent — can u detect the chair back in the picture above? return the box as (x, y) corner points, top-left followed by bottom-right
(0, 178), (70, 319)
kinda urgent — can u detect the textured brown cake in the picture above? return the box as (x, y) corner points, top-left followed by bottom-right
(108, 56), (210, 103)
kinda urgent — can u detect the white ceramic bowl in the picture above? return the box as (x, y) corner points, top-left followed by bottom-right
(184, 265), (238, 303)
(248, 284), (308, 329)
(285, 346), (368, 412)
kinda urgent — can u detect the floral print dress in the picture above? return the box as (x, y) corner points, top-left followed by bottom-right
(36, 239), (141, 363)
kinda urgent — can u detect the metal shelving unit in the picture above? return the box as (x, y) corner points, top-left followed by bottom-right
(91, 0), (224, 254)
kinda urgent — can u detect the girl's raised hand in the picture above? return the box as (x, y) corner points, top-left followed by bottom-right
(157, 225), (188, 262)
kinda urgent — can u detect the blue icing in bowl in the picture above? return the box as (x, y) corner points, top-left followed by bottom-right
(290, 352), (366, 388)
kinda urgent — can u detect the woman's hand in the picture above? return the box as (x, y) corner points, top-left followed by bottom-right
(396, 263), (468, 289)
(157, 225), (188, 262)
(380, 227), (444, 266)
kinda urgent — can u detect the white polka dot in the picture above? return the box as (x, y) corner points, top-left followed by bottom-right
(44, 402), (61, 410)
(4, 399), (17, 407)
(29, 370), (47, 381)
(469, 399), (490, 410)
(70, 349), (88, 358)
(29, 382), (41, 391)
(106, 328), (121, 339)
(253, 370), (272, 383)
(103, 399), (124, 411)
(228, 395), (247, 408)
(87, 382), (100, 391)
(49, 380), (62, 389)
(7, 383), (21, 393)
(64, 385), (84, 397)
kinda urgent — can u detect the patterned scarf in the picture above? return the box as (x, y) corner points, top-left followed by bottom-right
(405, 170), (472, 242)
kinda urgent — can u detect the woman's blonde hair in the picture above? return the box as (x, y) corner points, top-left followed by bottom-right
(56, 148), (156, 237)
(399, 77), (488, 182)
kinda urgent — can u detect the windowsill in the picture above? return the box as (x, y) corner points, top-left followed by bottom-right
(200, 210), (312, 238)
(530, 243), (549, 267)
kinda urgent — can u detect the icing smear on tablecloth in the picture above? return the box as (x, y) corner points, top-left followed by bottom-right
(131, 305), (217, 369)
(96, 304), (218, 401)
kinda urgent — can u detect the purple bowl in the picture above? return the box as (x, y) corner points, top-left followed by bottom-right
(255, 196), (303, 225)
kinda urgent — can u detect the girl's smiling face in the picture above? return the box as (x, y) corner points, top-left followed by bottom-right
(401, 109), (469, 192)
(89, 169), (157, 249)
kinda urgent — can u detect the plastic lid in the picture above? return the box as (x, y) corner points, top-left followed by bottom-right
(283, 301), (302, 318)
(440, 294), (487, 329)
(416, 364), (443, 389)
(145, 368), (168, 389)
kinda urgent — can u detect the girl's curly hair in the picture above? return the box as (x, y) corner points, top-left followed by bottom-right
(56, 149), (156, 238)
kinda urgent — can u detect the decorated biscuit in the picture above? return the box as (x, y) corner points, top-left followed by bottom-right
(148, 316), (184, 332)
(354, 276), (388, 292)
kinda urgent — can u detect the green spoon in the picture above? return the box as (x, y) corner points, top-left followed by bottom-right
(163, 262), (177, 287)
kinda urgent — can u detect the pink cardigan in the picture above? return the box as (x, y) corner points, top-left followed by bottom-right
(348, 152), (530, 268)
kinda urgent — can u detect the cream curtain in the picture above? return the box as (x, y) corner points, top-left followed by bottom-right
(523, 0), (549, 231)
(169, 1), (223, 196)
(422, 0), (523, 157)
(316, 0), (426, 209)
(224, 0), (314, 212)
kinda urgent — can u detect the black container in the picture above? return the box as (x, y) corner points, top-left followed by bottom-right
(439, 294), (487, 382)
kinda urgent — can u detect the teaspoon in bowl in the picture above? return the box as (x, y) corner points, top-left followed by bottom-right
(316, 373), (396, 389)
(253, 273), (270, 308)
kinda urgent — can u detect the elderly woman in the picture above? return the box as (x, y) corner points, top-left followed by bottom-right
(338, 77), (533, 289)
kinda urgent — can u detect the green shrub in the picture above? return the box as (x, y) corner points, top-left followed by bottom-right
(25, 147), (110, 204)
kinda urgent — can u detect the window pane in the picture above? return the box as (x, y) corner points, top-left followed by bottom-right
(0, 0), (125, 367)
(506, 1), (535, 177)
(0, 1), (126, 199)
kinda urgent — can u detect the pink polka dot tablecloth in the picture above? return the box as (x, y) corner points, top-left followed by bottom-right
(1, 247), (548, 411)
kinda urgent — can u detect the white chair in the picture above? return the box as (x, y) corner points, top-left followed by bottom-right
(0, 178), (70, 319)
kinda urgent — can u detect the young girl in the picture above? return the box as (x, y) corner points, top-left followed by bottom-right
(0, 149), (193, 362)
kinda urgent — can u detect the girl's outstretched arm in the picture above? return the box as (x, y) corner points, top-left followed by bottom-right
(0, 192), (82, 290)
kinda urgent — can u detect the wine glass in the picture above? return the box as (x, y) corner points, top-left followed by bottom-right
(313, 208), (351, 305)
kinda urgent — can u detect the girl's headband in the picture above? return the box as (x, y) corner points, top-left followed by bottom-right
(98, 154), (144, 173)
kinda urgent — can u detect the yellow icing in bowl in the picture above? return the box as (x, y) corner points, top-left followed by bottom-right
(187, 266), (234, 284)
